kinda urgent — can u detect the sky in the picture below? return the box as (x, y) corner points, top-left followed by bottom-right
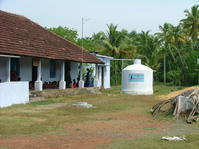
(0, 0), (198, 37)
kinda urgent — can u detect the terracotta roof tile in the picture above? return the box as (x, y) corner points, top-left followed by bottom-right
(0, 10), (103, 64)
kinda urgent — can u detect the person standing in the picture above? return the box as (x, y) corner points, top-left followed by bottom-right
(85, 68), (91, 87)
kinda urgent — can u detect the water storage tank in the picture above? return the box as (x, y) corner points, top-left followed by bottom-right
(122, 59), (153, 95)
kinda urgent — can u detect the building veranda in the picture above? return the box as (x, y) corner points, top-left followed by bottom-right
(0, 10), (105, 108)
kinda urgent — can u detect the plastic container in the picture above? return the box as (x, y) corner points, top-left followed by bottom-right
(122, 59), (153, 95)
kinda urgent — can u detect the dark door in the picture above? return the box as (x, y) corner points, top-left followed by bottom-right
(101, 67), (104, 88)
(11, 58), (20, 81)
(65, 62), (71, 88)
(32, 65), (37, 82)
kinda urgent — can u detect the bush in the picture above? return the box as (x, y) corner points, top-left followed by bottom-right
(167, 70), (181, 85)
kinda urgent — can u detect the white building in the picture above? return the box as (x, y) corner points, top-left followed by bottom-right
(0, 10), (103, 108)
(93, 54), (113, 89)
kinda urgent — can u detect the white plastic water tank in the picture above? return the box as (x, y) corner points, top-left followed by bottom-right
(122, 59), (153, 95)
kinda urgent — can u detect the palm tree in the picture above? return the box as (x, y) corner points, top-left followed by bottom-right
(156, 23), (187, 61)
(181, 5), (199, 41)
(135, 31), (160, 70)
(101, 24), (124, 57)
(91, 32), (106, 53)
(156, 23), (191, 85)
(101, 24), (138, 85)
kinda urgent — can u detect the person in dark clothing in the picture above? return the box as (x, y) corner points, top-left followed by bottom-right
(77, 71), (80, 87)
(85, 68), (91, 87)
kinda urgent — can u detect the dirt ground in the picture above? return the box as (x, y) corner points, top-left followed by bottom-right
(0, 113), (171, 149)
(0, 87), (198, 149)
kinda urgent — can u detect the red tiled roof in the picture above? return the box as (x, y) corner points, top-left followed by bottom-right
(0, 10), (103, 64)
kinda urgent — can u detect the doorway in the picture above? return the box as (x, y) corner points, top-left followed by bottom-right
(32, 65), (37, 82)
(31, 59), (38, 89)
(10, 58), (20, 81)
(65, 62), (71, 88)
(101, 67), (104, 88)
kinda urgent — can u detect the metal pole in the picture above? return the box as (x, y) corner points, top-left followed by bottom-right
(164, 55), (166, 85)
(80, 17), (84, 81)
(122, 59), (124, 70)
(81, 17), (84, 52)
(114, 61), (116, 85)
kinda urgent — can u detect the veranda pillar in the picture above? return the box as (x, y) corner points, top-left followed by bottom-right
(59, 61), (66, 89)
(34, 59), (43, 91)
(94, 64), (99, 87)
(79, 63), (84, 88)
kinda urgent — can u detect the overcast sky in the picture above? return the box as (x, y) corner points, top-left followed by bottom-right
(0, 0), (198, 37)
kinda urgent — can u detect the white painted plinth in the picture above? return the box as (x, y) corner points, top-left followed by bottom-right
(79, 80), (84, 88)
(59, 80), (66, 90)
(35, 81), (43, 91)
(0, 82), (29, 108)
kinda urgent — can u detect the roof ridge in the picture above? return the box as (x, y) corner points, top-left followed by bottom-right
(0, 10), (94, 60)
(0, 10), (27, 20)
(0, 10), (103, 64)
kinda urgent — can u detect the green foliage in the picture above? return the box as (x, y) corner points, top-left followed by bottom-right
(49, 5), (199, 86)
(181, 5), (199, 41)
(167, 70), (182, 85)
(77, 37), (95, 51)
(48, 26), (78, 43)
(153, 82), (185, 95)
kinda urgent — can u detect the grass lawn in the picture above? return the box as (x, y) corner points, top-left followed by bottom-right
(0, 83), (198, 149)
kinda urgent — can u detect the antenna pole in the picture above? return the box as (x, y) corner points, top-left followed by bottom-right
(79, 17), (85, 88)
(80, 17), (83, 81)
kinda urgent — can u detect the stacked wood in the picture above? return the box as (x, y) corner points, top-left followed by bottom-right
(151, 89), (199, 123)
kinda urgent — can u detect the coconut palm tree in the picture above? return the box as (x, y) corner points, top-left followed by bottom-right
(101, 24), (124, 57)
(156, 23), (187, 62)
(135, 31), (161, 70)
(181, 5), (199, 41)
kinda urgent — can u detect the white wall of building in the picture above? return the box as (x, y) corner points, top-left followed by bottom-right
(70, 62), (79, 81)
(104, 60), (111, 89)
(88, 54), (113, 89)
(0, 82), (29, 108)
(20, 57), (32, 81)
(41, 59), (61, 82)
(96, 55), (112, 89)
